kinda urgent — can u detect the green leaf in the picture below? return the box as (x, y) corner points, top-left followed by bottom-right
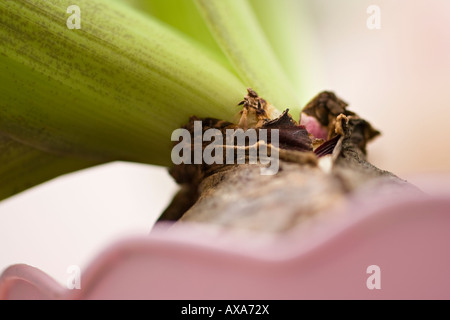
(194, 0), (301, 113)
(248, 0), (321, 106)
(121, 0), (233, 69)
(0, 0), (245, 167)
(0, 133), (101, 201)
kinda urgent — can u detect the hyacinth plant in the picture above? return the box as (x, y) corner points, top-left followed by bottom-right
(0, 0), (312, 197)
(0, 0), (417, 231)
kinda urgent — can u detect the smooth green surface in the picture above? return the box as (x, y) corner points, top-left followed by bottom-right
(0, 134), (101, 201)
(122, 0), (232, 69)
(195, 0), (301, 113)
(0, 0), (245, 166)
(249, 0), (320, 107)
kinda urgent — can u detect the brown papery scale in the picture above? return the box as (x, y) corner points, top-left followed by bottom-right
(158, 89), (420, 232)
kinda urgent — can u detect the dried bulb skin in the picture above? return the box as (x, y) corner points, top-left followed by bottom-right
(302, 91), (380, 142)
(158, 90), (420, 232)
(235, 88), (282, 129)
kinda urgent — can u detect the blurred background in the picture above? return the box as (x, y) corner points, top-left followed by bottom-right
(1, 0), (450, 285)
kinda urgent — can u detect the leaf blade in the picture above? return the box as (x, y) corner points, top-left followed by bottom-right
(248, 0), (321, 106)
(122, 0), (232, 68)
(194, 0), (301, 113)
(0, 0), (245, 166)
(0, 133), (101, 201)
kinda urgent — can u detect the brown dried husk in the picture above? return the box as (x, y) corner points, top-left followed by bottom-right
(158, 91), (420, 233)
